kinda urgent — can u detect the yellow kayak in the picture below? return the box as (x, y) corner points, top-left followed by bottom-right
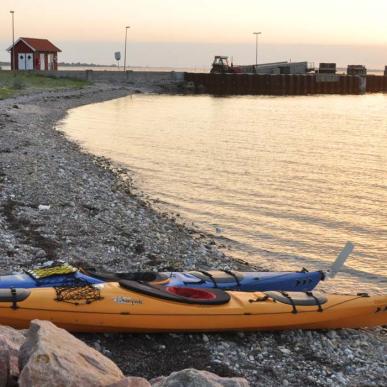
(0, 281), (385, 332)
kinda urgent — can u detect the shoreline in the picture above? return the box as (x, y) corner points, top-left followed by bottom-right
(0, 83), (386, 386)
(0, 83), (246, 273)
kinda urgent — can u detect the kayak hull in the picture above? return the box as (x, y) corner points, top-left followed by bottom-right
(0, 283), (385, 332)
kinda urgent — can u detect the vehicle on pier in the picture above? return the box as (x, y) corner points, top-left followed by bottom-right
(210, 56), (314, 75)
(210, 56), (242, 74)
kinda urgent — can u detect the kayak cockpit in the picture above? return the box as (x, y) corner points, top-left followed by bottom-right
(118, 280), (231, 305)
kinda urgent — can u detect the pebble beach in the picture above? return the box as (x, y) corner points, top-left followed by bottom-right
(0, 82), (386, 386)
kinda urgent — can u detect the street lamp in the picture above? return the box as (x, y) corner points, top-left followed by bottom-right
(124, 26), (130, 71)
(10, 10), (15, 71)
(253, 32), (262, 68)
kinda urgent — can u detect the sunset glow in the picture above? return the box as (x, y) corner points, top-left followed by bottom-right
(1, 0), (386, 67)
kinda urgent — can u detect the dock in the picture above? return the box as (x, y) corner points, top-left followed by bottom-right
(184, 73), (387, 96)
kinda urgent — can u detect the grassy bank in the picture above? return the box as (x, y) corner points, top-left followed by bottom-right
(0, 71), (89, 99)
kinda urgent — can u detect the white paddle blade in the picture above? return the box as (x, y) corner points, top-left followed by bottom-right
(327, 241), (354, 279)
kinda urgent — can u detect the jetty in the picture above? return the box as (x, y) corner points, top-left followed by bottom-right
(185, 60), (387, 96)
(184, 72), (387, 95)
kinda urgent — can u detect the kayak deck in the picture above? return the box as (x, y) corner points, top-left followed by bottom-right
(0, 267), (324, 292)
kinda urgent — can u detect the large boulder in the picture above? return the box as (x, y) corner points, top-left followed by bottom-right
(150, 368), (250, 387)
(108, 377), (151, 387)
(0, 325), (27, 387)
(18, 320), (124, 387)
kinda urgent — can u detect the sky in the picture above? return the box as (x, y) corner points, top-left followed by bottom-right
(1, 0), (386, 68)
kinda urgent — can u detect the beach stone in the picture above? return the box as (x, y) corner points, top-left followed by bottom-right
(0, 325), (26, 347)
(108, 377), (151, 387)
(0, 325), (26, 387)
(18, 320), (124, 387)
(278, 347), (291, 355)
(0, 337), (21, 386)
(150, 368), (250, 387)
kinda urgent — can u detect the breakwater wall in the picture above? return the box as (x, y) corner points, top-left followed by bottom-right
(37, 70), (185, 84)
(365, 75), (387, 93)
(185, 73), (387, 95)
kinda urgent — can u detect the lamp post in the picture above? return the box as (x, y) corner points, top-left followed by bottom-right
(123, 26), (130, 71)
(10, 10), (15, 71)
(253, 32), (261, 68)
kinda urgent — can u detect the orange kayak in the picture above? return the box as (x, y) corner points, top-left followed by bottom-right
(0, 281), (385, 332)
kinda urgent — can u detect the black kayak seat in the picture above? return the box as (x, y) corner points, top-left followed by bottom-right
(0, 288), (31, 302)
(189, 271), (244, 284)
(264, 291), (327, 306)
(84, 269), (169, 283)
(119, 280), (230, 305)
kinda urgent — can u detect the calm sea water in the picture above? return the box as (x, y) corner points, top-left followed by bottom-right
(59, 94), (387, 293)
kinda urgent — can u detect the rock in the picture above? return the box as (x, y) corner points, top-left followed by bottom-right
(0, 336), (19, 387)
(18, 320), (124, 387)
(150, 368), (249, 387)
(134, 241), (145, 254)
(0, 325), (26, 347)
(94, 341), (102, 352)
(38, 204), (51, 211)
(278, 347), (291, 355)
(34, 249), (47, 258)
(335, 372), (347, 384)
(0, 326), (27, 387)
(108, 377), (151, 387)
(326, 330), (337, 340)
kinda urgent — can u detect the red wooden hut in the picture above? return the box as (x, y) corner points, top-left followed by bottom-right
(7, 37), (61, 71)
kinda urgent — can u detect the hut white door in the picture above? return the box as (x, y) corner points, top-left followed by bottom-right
(19, 53), (33, 70)
(25, 53), (33, 70)
(48, 54), (54, 70)
(18, 53), (26, 70)
(40, 53), (45, 70)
